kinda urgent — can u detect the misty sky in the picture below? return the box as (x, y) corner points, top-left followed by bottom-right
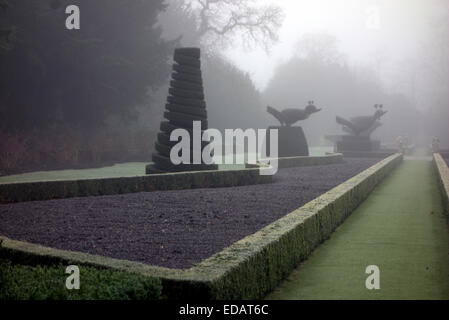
(223, 0), (447, 110)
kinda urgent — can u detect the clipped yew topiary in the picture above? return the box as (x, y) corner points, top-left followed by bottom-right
(147, 47), (218, 174)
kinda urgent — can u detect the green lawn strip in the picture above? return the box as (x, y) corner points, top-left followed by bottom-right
(0, 163), (148, 185)
(0, 256), (163, 300)
(0, 147), (335, 185)
(266, 160), (449, 300)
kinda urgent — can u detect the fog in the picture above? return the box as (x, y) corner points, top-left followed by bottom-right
(225, 0), (446, 97)
(0, 0), (447, 174)
(158, 0), (448, 148)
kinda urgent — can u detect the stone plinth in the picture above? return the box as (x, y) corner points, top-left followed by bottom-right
(265, 126), (309, 157)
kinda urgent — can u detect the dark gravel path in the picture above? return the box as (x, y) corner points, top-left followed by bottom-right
(0, 158), (380, 269)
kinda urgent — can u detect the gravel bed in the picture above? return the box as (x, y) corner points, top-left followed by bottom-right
(0, 158), (381, 269)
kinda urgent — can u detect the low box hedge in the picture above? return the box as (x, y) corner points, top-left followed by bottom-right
(1, 154), (403, 299)
(0, 167), (271, 204)
(276, 153), (343, 168)
(0, 253), (162, 300)
(433, 153), (449, 214)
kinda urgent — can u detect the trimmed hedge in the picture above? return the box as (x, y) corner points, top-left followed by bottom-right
(433, 153), (449, 214)
(276, 153), (343, 168)
(179, 153), (403, 299)
(0, 167), (271, 204)
(0, 155), (343, 204)
(0, 256), (162, 300)
(340, 150), (396, 158)
(0, 154), (403, 300)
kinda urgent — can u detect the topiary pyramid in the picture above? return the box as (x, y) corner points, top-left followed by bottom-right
(146, 47), (218, 174)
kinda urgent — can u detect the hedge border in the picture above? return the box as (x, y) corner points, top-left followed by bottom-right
(433, 153), (449, 214)
(340, 150), (396, 158)
(0, 153), (403, 299)
(0, 154), (343, 204)
(0, 167), (271, 204)
(275, 153), (343, 168)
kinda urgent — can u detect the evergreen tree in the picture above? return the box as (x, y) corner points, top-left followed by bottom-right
(0, 0), (174, 132)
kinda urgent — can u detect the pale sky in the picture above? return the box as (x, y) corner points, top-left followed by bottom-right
(223, 0), (444, 106)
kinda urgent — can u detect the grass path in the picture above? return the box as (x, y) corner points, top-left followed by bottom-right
(267, 160), (449, 299)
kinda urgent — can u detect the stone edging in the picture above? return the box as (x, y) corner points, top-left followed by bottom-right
(433, 153), (449, 213)
(243, 154), (343, 170)
(275, 153), (343, 168)
(0, 153), (403, 299)
(341, 150), (396, 158)
(0, 167), (271, 204)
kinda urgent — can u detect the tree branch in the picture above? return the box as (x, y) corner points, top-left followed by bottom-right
(188, 0), (284, 52)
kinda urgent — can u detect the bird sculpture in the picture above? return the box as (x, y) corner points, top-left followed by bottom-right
(266, 101), (322, 126)
(336, 104), (387, 137)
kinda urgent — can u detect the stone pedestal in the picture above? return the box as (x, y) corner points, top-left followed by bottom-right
(336, 136), (380, 152)
(265, 126), (309, 157)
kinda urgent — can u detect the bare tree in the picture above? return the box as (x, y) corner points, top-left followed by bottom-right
(179, 0), (284, 53)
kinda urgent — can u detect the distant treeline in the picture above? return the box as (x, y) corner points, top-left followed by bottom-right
(0, 0), (174, 173)
(0, 1), (447, 174)
(0, 0), (269, 174)
(262, 35), (449, 148)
